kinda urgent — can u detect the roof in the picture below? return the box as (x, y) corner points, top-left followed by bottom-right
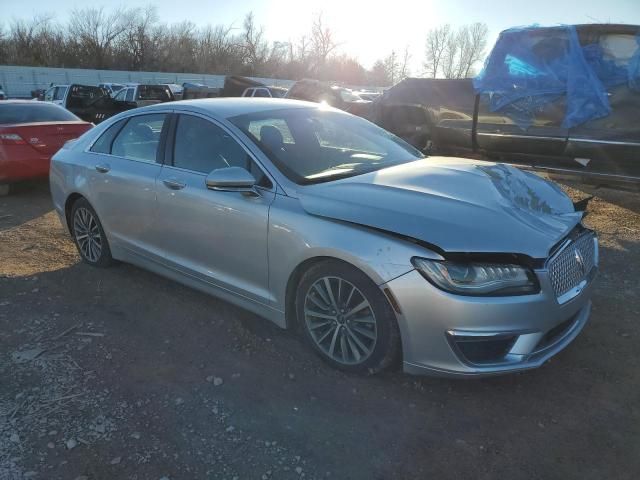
(144, 97), (325, 118)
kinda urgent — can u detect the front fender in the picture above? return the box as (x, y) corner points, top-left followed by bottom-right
(267, 194), (442, 312)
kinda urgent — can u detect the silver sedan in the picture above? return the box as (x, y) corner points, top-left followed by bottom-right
(50, 98), (598, 377)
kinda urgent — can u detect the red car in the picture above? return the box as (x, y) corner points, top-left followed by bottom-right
(0, 101), (92, 195)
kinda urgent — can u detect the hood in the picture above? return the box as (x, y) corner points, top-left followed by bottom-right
(298, 158), (582, 259)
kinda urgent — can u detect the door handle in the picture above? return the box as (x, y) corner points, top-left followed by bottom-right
(163, 178), (186, 190)
(95, 163), (110, 173)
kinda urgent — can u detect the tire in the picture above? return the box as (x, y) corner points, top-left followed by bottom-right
(295, 260), (401, 374)
(70, 198), (114, 267)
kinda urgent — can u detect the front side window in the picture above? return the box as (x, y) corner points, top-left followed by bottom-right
(53, 87), (67, 101)
(44, 87), (55, 102)
(173, 115), (270, 187)
(114, 89), (127, 101)
(125, 88), (135, 102)
(230, 108), (424, 184)
(111, 114), (166, 162)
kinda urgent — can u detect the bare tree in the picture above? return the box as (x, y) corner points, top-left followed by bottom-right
(459, 23), (489, 78)
(68, 7), (131, 68)
(240, 12), (268, 74)
(399, 46), (411, 80)
(122, 5), (159, 70)
(196, 24), (240, 73)
(383, 50), (398, 85)
(310, 12), (339, 74)
(1, 6), (388, 86)
(424, 23), (488, 79)
(423, 24), (450, 78)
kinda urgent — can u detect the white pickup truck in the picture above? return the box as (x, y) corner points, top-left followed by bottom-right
(241, 86), (288, 98)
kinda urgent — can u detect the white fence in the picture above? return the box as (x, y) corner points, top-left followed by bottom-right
(0, 65), (296, 98)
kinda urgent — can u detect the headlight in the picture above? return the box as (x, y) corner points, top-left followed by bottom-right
(411, 257), (538, 296)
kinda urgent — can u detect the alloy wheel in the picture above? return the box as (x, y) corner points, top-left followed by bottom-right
(73, 207), (103, 263)
(303, 276), (378, 365)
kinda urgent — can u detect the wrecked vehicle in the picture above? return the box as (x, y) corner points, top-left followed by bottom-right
(111, 84), (175, 111)
(44, 84), (116, 123)
(286, 79), (372, 116)
(373, 24), (640, 185)
(50, 98), (597, 377)
(241, 85), (288, 98)
(182, 83), (221, 100)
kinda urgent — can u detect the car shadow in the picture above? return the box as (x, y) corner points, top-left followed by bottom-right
(0, 180), (55, 232)
(557, 180), (640, 215)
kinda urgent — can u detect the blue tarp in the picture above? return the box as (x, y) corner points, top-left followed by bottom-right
(474, 25), (640, 129)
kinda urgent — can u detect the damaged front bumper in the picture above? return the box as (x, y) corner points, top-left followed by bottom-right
(384, 266), (596, 377)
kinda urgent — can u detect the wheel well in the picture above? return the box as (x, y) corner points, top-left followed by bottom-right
(284, 256), (384, 329)
(64, 193), (84, 231)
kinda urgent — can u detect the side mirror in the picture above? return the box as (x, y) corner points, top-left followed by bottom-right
(205, 166), (258, 194)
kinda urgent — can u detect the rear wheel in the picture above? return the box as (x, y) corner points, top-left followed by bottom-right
(296, 260), (400, 374)
(70, 198), (114, 267)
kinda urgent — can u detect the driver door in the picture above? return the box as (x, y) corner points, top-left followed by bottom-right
(156, 113), (276, 304)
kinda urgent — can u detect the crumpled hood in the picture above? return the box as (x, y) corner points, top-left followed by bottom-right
(298, 157), (582, 259)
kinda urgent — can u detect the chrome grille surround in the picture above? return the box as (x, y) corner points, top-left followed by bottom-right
(547, 231), (598, 304)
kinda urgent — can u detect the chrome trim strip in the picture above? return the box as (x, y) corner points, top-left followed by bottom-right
(569, 137), (640, 147)
(476, 132), (565, 141)
(512, 164), (640, 183)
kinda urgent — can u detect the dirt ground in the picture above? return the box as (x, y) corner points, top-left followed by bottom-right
(1, 179), (639, 480)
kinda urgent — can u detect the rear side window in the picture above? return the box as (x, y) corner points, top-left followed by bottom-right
(111, 114), (166, 163)
(90, 119), (126, 154)
(137, 86), (171, 101)
(0, 104), (80, 124)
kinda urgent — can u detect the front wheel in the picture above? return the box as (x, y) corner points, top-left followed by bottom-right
(70, 198), (114, 267)
(296, 260), (400, 374)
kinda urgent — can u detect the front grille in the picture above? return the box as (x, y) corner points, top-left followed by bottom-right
(548, 231), (597, 300)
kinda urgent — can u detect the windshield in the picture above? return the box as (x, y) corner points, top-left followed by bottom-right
(230, 107), (424, 184)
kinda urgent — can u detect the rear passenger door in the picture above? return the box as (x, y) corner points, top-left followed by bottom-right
(86, 112), (169, 260)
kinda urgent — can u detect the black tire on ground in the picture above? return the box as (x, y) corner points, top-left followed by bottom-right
(70, 197), (114, 268)
(295, 260), (401, 374)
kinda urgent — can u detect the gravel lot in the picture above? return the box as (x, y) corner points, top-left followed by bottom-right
(1, 180), (639, 480)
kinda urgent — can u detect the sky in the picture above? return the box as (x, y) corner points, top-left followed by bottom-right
(3, 0), (640, 73)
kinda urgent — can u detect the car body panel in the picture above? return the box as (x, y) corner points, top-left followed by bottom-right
(298, 157), (581, 259)
(387, 268), (595, 376)
(156, 164), (277, 305)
